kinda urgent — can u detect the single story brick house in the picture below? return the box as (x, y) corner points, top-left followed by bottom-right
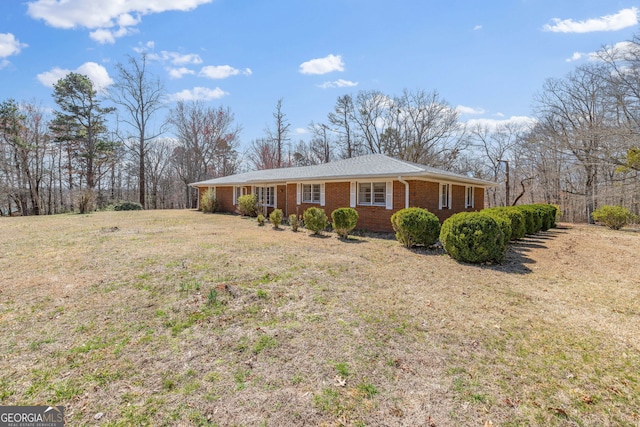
(190, 154), (495, 233)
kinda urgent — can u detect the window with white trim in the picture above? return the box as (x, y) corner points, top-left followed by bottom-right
(358, 182), (386, 206)
(234, 186), (242, 205)
(255, 186), (275, 207)
(302, 183), (321, 203)
(439, 183), (450, 209)
(465, 186), (474, 208)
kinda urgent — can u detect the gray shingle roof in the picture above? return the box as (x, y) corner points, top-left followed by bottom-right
(190, 154), (495, 187)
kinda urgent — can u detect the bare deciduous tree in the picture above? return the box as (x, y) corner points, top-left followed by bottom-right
(111, 54), (166, 208)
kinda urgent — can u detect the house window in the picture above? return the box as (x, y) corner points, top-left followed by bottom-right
(256, 186), (275, 207)
(439, 183), (450, 209)
(234, 186), (242, 204)
(358, 182), (386, 206)
(465, 186), (474, 208)
(302, 184), (321, 203)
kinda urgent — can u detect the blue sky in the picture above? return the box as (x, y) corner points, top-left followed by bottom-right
(1, 0), (639, 150)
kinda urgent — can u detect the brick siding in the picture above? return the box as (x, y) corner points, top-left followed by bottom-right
(199, 179), (485, 233)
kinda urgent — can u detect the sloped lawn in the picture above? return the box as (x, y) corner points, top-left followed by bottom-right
(0, 210), (638, 426)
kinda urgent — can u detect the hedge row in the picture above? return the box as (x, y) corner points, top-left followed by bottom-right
(249, 206), (360, 239)
(391, 204), (558, 264)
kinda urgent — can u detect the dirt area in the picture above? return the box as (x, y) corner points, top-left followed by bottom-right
(0, 211), (638, 426)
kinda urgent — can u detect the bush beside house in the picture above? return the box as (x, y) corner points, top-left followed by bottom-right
(331, 208), (359, 239)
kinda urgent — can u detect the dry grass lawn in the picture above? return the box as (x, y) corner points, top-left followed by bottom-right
(0, 210), (638, 426)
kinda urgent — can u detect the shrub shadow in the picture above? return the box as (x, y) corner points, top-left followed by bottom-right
(450, 229), (565, 275)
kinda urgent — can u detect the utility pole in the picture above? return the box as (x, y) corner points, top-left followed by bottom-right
(498, 159), (510, 206)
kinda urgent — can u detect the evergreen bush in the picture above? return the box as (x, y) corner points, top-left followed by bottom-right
(237, 194), (258, 217)
(331, 207), (359, 239)
(482, 211), (512, 247)
(256, 213), (265, 226)
(303, 207), (328, 235)
(289, 214), (300, 232)
(439, 212), (506, 263)
(592, 205), (635, 230)
(483, 207), (525, 240)
(515, 205), (539, 235)
(390, 207), (441, 248)
(111, 200), (144, 211)
(200, 188), (218, 213)
(269, 209), (283, 229)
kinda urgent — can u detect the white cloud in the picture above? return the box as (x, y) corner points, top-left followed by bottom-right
(169, 86), (228, 101)
(0, 59), (10, 70)
(37, 61), (114, 92)
(566, 52), (584, 62)
(295, 128), (308, 135)
(456, 105), (485, 115)
(0, 33), (28, 59)
(168, 67), (195, 79)
(26, 0), (212, 42)
(133, 40), (155, 54)
(465, 115), (536, 131)
(199, 65), (252, 79)
(544, 7), (638, 33)
(149, 50), (203, 65)
(89, 26), (136, 44)
(299, 54), (344, 75)
(318, 79), (358, 89)
(473, 25), (482, 31)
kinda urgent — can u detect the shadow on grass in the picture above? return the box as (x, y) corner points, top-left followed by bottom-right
(336, 236), (367, 244)
(455, 228), (567, 275)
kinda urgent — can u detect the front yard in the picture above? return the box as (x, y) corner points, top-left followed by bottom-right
(0, 210), (638, 426)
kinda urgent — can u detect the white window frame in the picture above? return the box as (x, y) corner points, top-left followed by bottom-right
(302, 183), (321, 204)
(439, 183), (451, 210)
(465, 186), (474, 208)
(358, 182), (387, 207)
(255, 186), (275, 207)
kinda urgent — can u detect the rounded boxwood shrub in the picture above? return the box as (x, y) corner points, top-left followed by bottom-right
(237, 194), (258, 217)
(390, 207), (441, 248)
(112, 200), (143, 211)
(482, 211), (511, 247)
(331, 207), (359, 239)
(515, 205), (539, 235)
(269, 209), (283, 229)
(439, 212), (506, 264)
(592, 205), (635, 230)
(530, 204), (554, 231)
(484, 207), (526, 241)
(256, 213), (265, 226)
(303, 207), (328, 235)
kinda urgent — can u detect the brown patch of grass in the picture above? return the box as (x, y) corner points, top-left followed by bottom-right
(0, 211), (639, 426)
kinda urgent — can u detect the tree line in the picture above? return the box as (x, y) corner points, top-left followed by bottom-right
(2, 36), (640, 222)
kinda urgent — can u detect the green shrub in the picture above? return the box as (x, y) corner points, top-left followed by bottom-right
(515, 205), (539, 235)
(592, 205), (634, 230)
(289, 214), (300, 232)
(303, 207), (328, 235)
(200, 188), (218, 213)
(256, 213), (265, 226)
(530, 204), (555, 231)
(111, 200), (144, 211)
(390, 207), (441, 248)
(237, 194), (258, 217)
(439, 212), (506, 264)
(269, 209), (283, 229)
(483, 207), (526, 240)
(331, 208), (359, 239)
(482, 211), (511, 248)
